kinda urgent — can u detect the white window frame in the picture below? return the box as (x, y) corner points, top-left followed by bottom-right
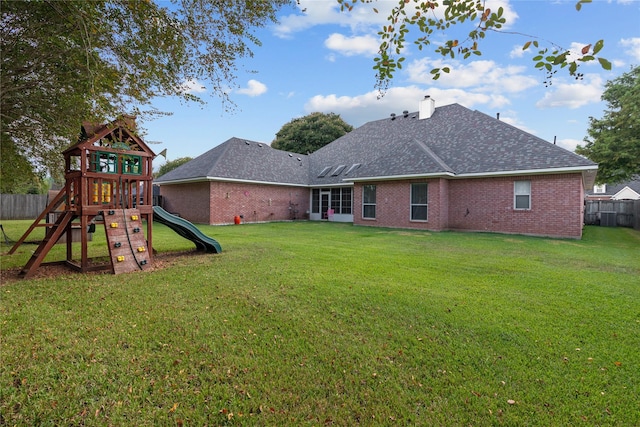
(514, 180), (531, 210)
(410, 183), (428, 221)
(593, 184), (606, 194)
(362, 185), (376, 219)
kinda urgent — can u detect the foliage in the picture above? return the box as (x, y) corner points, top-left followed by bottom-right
(2, 222), (639, 425)
(0, 0), (290, 179)
(155, 157), (194, 178)
(0, 133), (46, 194)
(340, 0), (611, 93)
(271, 112), (353, 154)
(576, 66), (640, 184)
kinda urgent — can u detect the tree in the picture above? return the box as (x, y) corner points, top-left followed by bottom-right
(1, 0), (289, 179)
(155, 157), (193, 178)
(576, 66), (640, 185)
(271, 112), (354, 154)
(340, 0), (611, 93)
(0, 132), (46, 194)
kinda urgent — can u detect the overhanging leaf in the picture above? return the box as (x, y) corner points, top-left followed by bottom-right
(598, 57), (612, 70)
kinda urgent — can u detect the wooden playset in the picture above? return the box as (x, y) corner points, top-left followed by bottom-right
(9, 116), (156, 278)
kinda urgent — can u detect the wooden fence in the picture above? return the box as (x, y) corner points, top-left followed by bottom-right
(584, 200), (640, 230)
(0, 194), (48, 220)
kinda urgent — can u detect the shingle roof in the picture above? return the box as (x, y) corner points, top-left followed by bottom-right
(155, 137), (309, 185)
(309, 103), (596, 185)
(585, 177), (640, 196)
(156, 103), (597, 187)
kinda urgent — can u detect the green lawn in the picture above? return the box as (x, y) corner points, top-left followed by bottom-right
(1, 221), (639, 426)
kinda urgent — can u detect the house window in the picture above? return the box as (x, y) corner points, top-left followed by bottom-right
(514, 180), (531, 210)
(410, 183), (428, 221)
(311, 189), (320, 214)
(593, 184), (606, 194)
(330, 187), (353, 214)
(362, 185), (376, 219)
(341, 187), (352, 214)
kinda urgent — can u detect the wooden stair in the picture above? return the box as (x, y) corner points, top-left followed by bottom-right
(8, 189), (68, 255)
(20, 211), (76, 279)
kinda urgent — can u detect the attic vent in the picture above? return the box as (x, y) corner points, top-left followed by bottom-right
(390, 113), (396, 120)
(403, 110), (409, 118)
(344, 163), (361, 175)
(288, 153), (293, 157)
(318, 166), (331, 177)
(244, 140), (250, 145)
(297, 157), (301, 161)
(258, 143), (263, 147)
(331, 165), (346, 176)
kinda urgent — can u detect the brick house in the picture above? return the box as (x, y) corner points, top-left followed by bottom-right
(155, 97), (598, 238)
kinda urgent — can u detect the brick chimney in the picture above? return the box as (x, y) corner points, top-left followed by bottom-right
(419, 95), (435, 120)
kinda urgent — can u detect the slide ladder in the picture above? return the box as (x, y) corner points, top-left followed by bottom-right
(20, 211), (76, 279)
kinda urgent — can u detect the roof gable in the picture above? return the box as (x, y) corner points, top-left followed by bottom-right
(612, 186), (640, 200)
(64, 115), (155, 156)
(155, 137), (309, 185)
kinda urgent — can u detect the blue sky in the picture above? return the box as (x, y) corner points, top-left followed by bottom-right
(145, 0), (640, 169)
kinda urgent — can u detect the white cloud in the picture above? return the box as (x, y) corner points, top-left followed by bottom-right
(565, 41), (599, 63)
(612, 59), (627, 68)
(620, 37), (640, 62)
(179, 79), (206, 94)
(236, 79), (268, 97)
(555, 138), (583, 153)
(274, 0), (518, 37)
(509, 44), (528, 59)
(535, 75), (603, 109)
(324, 33), (379, 57)
(494, 111), (538, 135)
(406, 58), (538, 96)
(304, 86), (514, 127)
(274, 0), (387, 39)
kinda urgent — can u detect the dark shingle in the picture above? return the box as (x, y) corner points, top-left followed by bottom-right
(155, 137), (308, 185)
(309, 103), (595, 185)
(156, 103), (597, 188)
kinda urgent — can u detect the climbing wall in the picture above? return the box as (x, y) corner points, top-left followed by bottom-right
(103, 208), (151, 274)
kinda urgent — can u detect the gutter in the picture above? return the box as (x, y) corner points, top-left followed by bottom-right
(155, 176), (309, 188)
(345, 165), (598, 183)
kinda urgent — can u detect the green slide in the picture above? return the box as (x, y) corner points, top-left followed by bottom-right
(152, 206), (221, 253)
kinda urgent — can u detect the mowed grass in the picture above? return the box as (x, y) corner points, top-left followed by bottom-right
(1, 221), (639, 426)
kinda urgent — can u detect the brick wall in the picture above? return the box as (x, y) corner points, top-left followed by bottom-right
(159, 181), (210, 223)
(353, 174), (585, 238)
(447, 174), (584, 238)
(208, 182), (309, 224)
(161, 174), (585, 237)
(159, 181), (309, 224)
(353, 178), (448, 231)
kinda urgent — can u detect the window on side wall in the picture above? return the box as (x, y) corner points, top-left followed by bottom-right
(411, 183), (428, 221)
(514, 180), (531, 210)
(362, 185), (376, 219)
(311, 189), (320, 214)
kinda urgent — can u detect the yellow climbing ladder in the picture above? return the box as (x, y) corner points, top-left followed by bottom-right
(103, 208), (151, 274)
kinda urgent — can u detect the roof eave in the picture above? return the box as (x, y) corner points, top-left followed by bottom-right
(345, 172), (455, 182)
(155, 176), (309, 188)
(344, 166), (598, 184)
